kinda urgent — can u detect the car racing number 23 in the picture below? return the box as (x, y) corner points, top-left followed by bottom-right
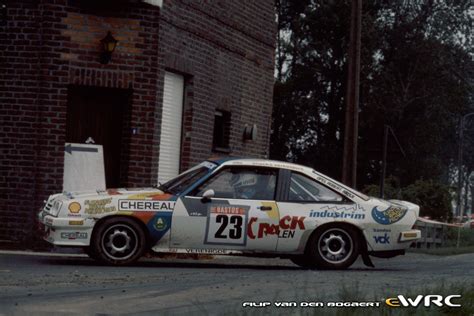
(205, 205), (249, 246)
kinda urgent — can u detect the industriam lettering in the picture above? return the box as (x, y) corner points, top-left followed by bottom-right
(309, 209), (365, 220)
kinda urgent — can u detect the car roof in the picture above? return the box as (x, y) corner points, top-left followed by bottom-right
(213, 157), (313, 173)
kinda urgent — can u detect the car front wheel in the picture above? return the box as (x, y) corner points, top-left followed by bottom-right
(306, 225), (360, 270)
(91, 217), (147, 265)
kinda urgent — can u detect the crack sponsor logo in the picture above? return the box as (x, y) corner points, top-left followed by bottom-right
(118, 200), (174, 212)
(371, 206), (407, 225)
(60, 232), (87, 240)
(309, 209), (365, 220)
(373, 233), (390, 244)
(84, 198), (116, 215)
(385, 295), (461, 307)
(247, 216), (305, 239)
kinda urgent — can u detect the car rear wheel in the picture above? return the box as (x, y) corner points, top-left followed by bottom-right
(307, 225), (360, 270)
(91, 217), (146, 265)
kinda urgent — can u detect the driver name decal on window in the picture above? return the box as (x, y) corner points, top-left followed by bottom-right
(204, 204), (249, 246)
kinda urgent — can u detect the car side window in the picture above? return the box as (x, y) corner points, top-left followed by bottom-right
(288, 172), (343, 202)
(193, 167), (277, 200)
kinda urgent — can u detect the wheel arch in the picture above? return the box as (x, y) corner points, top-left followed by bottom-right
(90, 215), (152, 248)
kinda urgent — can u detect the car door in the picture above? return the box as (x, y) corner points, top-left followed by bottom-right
(170, 166), (281, 252)
(276, 170), (361, 252)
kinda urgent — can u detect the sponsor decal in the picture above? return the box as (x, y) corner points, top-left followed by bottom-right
(342, 190), (355, 199)
(184, 248), (228, 254)
(60, 232), (87, 240)
(44, 217), (54, 226)
(154, 217), (167, 231)
(247, 216), (305, 239)
(309, 209), (365, 220)
(373, 228), (391, 233)
(373, 233), (390, 244)
(315, 176), (346, 193)
(385, 295), (461, 308)
(371, 205), (407, 225)
(68, 202), (81, 214)
(251, 161), (304, 171)
(118, 200), (174, 212)
(84, 198), (116, 215)
(205, 204), (249, 246)
(210, 205), (246, 215)
(68, 220), (84, 226)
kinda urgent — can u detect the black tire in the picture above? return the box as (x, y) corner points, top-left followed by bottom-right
(306, 224), (360, 270)
(91, 217), (147, 265)
(84, 246), (98, 260)
(289, 255), (315, 269)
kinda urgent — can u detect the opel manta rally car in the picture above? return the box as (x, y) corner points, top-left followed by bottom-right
(38, 158), (421, 269)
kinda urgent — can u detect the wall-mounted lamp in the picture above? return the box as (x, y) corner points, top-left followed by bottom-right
(243, 124), (258, 141)
(100, 31), (118, 64)
(1, 2), (7, 26)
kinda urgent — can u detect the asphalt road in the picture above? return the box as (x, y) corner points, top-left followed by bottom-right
(0, 250), (473, 315)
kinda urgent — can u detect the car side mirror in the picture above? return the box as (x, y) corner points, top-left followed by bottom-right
(201, 189), (215, 203)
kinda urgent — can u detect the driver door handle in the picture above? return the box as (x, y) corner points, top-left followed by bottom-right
(259, 206), (272, 211)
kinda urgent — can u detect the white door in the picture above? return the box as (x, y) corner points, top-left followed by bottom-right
(158, 72), (184, 184)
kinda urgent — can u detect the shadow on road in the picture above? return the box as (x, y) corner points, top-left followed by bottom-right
(34, 256), (405, 272)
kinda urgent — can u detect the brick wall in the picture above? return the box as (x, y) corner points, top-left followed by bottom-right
(0, 0), (161, 245)
(159, 0), (276, 170)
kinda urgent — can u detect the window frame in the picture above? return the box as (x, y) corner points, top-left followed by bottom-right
(212, 109), (231, 153)
(281, 171), (353, 204)
(188, 165), (281, 201)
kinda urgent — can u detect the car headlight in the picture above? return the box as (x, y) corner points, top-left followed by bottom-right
(44, 199), (63, 217)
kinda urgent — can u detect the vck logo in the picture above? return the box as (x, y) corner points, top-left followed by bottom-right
(373, 233), (390, 244)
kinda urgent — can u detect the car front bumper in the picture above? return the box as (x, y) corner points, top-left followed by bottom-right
(38, 211), (93, 246)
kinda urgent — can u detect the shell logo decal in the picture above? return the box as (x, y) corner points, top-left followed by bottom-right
(371, 206), (408, 225)
(68, 202), (81, 214)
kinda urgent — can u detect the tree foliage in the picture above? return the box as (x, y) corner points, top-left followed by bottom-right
(271, 0), (473, 205)
(365, 178), (452, 221)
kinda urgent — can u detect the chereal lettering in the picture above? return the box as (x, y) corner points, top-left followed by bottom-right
(119, 200), (175, 211)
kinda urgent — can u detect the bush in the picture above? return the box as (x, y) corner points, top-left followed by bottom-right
(363, 178), (452, 221)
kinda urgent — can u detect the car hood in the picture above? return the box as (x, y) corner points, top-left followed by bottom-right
(63, 188), (170, 200)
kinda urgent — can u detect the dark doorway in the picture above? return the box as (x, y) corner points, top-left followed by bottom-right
(66, 86), (131, 188)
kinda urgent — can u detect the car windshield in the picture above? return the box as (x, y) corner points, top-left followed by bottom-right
(158, 161), (217, 195)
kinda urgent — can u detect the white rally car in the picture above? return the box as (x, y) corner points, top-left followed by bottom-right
(38, 158), (421, 269)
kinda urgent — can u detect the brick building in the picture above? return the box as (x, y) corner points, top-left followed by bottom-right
(0, 0), (276, 245)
